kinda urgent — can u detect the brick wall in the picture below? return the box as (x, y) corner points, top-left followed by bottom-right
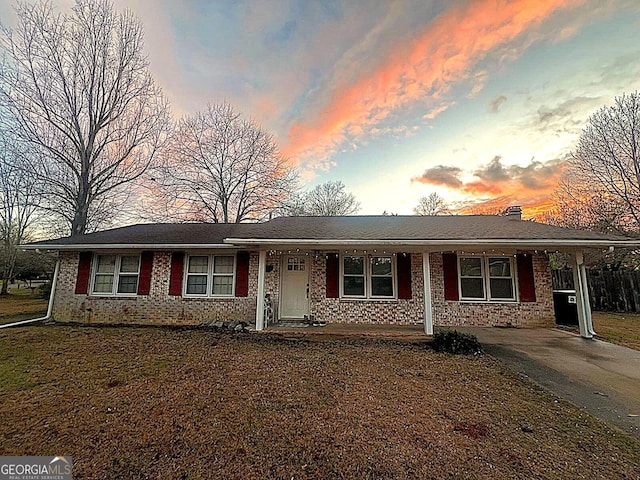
(429, 252), (555, 327)
(309, 253), (426, 324)
(52, 251), (261, 326)
(264, 251), (281, 318)
(52, 249), (555, 328)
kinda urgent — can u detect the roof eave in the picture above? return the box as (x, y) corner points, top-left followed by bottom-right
(20, 243), (235, 251)
(20, 238), (639, 251)
(223, 238), (639, 249)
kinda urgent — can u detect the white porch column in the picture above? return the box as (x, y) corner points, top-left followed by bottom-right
(423, 252), (433, 335)
(579, 253), (596, 336)
(255, 250), (267, 331)
(572, 251), (595, 339)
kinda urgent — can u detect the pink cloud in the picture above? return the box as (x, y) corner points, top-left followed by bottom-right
(282, 0), (585, 167)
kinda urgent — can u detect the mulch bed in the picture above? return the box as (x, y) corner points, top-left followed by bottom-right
(1, 325), (639, 479)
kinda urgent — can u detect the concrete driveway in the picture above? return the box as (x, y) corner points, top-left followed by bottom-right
(456, 326), (640, 440)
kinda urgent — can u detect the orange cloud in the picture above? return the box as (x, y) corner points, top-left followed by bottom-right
(456, 194), (557, 219)
(283, 0), (584, 166)
(413, 156), (566, 216)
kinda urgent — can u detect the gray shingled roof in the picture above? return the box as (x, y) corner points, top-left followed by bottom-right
(23, 215), (635, 250)
(28, 223), (264, 246)
(226, 216), (630, 241)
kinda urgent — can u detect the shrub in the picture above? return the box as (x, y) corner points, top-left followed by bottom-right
(37, 282), (52, 299)
(432, 330), (483, 355)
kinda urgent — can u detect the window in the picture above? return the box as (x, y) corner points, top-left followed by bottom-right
(287, 257), (306, 271)
(186, 256), (208, 295)
(343, 256), (365, 297)
(459, 257), (484, 299)
(185, 254), (235, 297)
(341, 255), (395, 299)
(92, 254), (140, 295)
(212, 256), (234, 295)
(370, 256), (393, 297)
(458, 255), (516, 301)
(488, 257), (515, 300)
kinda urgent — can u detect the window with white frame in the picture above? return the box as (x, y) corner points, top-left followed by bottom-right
(185, 254), (235, 296)
(488, 257), (515, 300)
(458, 255), (515, 301)
(370, 256), (393, 297)
(341, 254), (395, 299)
(343, 256), (365, 297)
(92, 254), (140, 295)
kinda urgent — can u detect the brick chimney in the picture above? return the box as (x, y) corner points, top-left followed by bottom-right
(505, 205), (522, 220)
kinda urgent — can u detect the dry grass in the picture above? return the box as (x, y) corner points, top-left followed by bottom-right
(593, 311), (640, 351)
(1, 326), (639, 479)
(0, 290), (48, 325)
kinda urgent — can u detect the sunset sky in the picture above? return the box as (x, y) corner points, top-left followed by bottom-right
(2, 0), (640, 216)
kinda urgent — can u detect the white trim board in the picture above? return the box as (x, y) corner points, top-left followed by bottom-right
(20, 243), (235, 251)
(224, 238), (638, 248)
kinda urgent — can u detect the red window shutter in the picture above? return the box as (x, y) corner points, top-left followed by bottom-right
(517, 254), (536, 302)
(169, 252), (184, 296)
(235, 251), (250, 297)
(137, 251), (154, 295)
(442, 253), (459, 301)
(397, 253), (412, 299)
(326, 254), (339, 298)
(75, 251), (92, 294)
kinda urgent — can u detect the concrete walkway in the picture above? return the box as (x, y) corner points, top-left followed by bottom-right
(457, 326), (640, 439)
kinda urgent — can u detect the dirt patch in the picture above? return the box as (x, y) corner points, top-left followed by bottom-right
(1, 326), (639, 479)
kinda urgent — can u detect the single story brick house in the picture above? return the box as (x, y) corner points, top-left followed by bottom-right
(23, 208), (638, 338)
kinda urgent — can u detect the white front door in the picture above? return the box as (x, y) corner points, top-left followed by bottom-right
(280, 255), (309, 319)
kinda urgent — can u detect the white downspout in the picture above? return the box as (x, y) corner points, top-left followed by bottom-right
(0, 258), (60, 329)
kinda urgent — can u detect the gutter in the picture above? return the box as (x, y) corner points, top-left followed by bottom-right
(20, 243), (234, 251)
(0, 258), (60, 329)
(223, 238), (640, 249)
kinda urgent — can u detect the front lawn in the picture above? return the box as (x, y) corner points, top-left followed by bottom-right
(1, 326), (638, 479)
(0, 290), (48, 325)
(593, 311), (640, 351)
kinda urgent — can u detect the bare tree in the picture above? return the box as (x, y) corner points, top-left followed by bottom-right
(0, 0), (170, 235)
(151, 103), (298, 223)
(294, 181), (361, 216)
(556, 92), (640, 234)
(414, 192), (449, 215)
(540, 190), (629, 235)
(463, 203), (509, 215)
(0, 125), (40, 294)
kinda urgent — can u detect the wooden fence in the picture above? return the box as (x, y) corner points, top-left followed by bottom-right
(552, 269), (640, 312)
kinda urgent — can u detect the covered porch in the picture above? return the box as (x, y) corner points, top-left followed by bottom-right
(247, 244), (598, 339)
